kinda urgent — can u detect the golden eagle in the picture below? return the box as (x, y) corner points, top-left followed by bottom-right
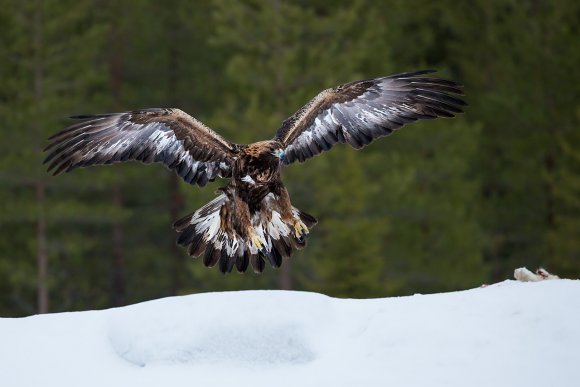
(44, 70), (466, 274)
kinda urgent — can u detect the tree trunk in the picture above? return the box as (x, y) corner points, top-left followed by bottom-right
(34, 0), (49, 314)
(36, 182), (49, 313)
(109, 4), (126, 306)
(169, 174), (185, 294)
(165, 11), (186, 295)
(111, 185), (126, 306)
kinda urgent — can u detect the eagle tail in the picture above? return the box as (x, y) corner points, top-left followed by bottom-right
(173, 193), (317, 274)
(173, 194), (228, 266)
(173, 193), (243, 274)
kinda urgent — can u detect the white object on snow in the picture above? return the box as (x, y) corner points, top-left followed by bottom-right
(514, 267), (560, 282)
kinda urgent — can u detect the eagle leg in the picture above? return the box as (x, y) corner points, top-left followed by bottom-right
(271, 183), (311, 243)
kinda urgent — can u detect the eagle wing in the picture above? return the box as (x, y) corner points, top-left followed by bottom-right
(274, 70), (466, 164)
(44, 108), (237, 186)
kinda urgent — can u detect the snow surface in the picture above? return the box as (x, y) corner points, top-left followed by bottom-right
(1, 280), (579, 387)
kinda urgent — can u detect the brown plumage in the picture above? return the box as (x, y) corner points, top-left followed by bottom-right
(44, 70), (466, 274)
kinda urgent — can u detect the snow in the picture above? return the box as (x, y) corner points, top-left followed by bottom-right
(1, 280), (579, 387)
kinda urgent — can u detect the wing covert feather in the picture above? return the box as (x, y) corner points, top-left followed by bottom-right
(274, 70), (466, 164)
(44, 108), (237, 186)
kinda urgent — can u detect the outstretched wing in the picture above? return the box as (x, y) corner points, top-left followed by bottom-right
(44, 108), (238, 186)
(274, 70), (466, 164)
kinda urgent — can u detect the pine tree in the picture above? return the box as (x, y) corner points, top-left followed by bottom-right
(547, 127), (580, 276)
(0, 0), (112, 314)
(208, 0), (383, 291)
(437, 0), (580, 279)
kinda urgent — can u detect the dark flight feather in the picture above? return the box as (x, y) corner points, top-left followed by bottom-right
(275, 70), (466, 164)
(44, 108), (237, 186)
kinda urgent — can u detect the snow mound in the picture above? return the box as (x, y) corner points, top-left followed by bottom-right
(1, 280), (580, 387)
(107, 291), (323, 366)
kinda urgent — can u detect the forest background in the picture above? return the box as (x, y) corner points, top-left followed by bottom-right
(1, 0), (578, 316)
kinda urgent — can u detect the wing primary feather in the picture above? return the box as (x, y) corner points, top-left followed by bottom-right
(45, 108), (236, 186)
(412, 89), (467, 108)
(386, 69), (436, 79)
(274, 70), (465, 165)
(69, 113), (120, 119)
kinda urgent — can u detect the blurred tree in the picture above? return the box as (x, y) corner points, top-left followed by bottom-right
(434, 0), (580, 279)
(548, 127), (580, 276)
(209, 0), (380, 291)
(0, 0), (110, 315)
(108, 0), (127, 307)
(119, 0), (232, 297)
(308, 148), (387, 298)
(210, 0), (487, 296)
(0, 0), (578, 316)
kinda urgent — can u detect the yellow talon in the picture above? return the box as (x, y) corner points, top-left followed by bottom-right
(294, 220), (308, 239)
(250, 233), (263, 250)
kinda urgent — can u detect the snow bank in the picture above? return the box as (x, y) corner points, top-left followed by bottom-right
(1, 280), (579, 387)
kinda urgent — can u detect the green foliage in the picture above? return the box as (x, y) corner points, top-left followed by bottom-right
(548, 129), (580, 277)
(438, 0), (580, 279)
(0, 0), (112, 315)
(0, 0), (578, 316)
(307, 148), (387, 298)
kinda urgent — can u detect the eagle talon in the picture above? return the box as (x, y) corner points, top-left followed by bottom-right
(294, 220), (309, 240)
(250, 233), (265, 253)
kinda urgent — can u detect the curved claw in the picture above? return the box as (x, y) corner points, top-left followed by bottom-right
(293, 220), (309, 240)
(250, 233), (266, 255)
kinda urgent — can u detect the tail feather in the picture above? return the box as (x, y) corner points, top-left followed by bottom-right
(272, 237), (292, 258)
(266, 247), (283, 268)
(219, 249), (236, 274)
(203, 245), (220, 267)
(250, 254), (266, 273)
(294, 208), (318, 228)
(187, 232), (205, 257)
(176, 225), (196, 246)
(173, 191), (317, 274)
(236, 250), (250, 273)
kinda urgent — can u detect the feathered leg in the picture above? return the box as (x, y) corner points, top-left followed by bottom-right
(274, 184), (312, 245)
(233, 194), (267, 257)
